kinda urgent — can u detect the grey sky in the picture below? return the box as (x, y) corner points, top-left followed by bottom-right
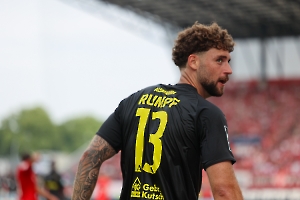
(1, 0), (299, 123)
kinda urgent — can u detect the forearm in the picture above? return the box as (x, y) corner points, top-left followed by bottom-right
(211, 184), (243, 200)
(72, 150), (101, 200)
(72, 135), (116, 200)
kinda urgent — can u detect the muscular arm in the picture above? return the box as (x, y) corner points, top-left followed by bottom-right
(72, 135), (116, 200)
(206, 161), (243, 200)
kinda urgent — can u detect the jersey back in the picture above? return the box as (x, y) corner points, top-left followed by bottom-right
(97, 84), (235, 200)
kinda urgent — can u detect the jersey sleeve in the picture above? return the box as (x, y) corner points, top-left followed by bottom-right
(96, 103), (123, 153)
(200, 106), (236, 170)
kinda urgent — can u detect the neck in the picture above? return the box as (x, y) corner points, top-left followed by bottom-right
(178, 69), (209, 99)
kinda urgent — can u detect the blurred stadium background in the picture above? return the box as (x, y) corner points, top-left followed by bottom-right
(1, 0), (300, 199)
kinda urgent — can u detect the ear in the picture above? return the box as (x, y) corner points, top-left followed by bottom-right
(187, 54), (199, 70)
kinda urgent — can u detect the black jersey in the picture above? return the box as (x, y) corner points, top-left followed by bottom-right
(97, 84), (235, 200)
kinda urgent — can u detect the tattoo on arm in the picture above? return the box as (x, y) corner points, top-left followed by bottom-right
(72, 135), (116, 200)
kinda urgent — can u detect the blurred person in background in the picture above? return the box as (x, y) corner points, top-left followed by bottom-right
(44, 160), (66, 200)
(16, 152), (59, 200)
(72, 22), (243, 200)
(0, 170), (17, 198)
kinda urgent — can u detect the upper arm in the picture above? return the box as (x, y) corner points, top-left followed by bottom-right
(72, 135), (116, 200)
(84, 135), (117, 163)
(206, 161), (243, 200)
(97, 108), (123, 152)
(200, 106), (235, 169)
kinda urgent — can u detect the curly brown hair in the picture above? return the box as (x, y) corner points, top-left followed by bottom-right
(172, 22), (235, 68)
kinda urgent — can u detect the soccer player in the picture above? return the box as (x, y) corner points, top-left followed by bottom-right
(72, 22), (243, 200)
(16, 152), (59, 200)
(44, 161), (66, 200)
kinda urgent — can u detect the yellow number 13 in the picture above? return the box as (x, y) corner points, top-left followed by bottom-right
(135, 108), (167, 174)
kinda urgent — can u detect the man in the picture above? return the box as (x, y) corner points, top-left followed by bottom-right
(44, 161), (66, 200)
(16, 152), (58, 200)
(72, 22), (243, 200)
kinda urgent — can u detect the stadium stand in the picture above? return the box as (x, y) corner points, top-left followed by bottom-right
(209, 79), (300, 189)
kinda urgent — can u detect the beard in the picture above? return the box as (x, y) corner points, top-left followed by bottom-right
(201, 79), (224, 97)
(197, 63), (227, 97)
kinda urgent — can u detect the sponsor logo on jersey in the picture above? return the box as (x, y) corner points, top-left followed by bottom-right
(154, 87), (176, 95)
(131, 177), (165, 199)
(131, 177), (142, 198)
